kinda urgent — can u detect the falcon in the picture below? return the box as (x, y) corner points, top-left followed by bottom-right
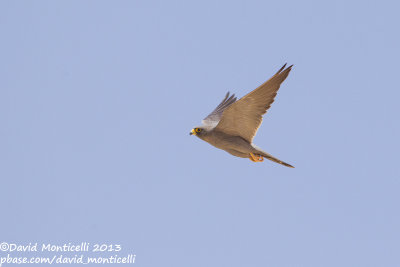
(190, 64), (294, 168)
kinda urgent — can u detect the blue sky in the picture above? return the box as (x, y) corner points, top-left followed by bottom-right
(1, 1), (399, 266)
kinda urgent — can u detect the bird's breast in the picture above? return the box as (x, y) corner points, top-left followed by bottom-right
(202, 130), (252, 152)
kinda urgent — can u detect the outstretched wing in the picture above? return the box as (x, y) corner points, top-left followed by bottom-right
(214, 64), (293, 143)
(202, 92), (237, 128)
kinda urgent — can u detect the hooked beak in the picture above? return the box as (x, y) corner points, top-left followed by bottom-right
(190, 129), (196, 135)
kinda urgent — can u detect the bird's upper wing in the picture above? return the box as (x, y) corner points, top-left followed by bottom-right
(214, 64), (293, 143)
(202, 92), (237, 128)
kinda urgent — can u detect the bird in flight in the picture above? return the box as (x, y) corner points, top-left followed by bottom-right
(190, 64), (294, 168)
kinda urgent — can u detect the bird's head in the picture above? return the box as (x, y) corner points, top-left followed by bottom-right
(190, 127), (206, 137)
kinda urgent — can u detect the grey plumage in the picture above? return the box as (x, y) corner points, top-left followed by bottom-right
(202, 92), (237, 128)
(190, 64), (294, 168)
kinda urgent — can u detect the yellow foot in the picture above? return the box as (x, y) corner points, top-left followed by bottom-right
(249, 153), (264, 162)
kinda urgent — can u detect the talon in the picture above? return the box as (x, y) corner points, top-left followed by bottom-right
(249, 153), (263, 162)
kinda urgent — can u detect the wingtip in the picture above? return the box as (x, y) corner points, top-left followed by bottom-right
(280, 64), (294, 77)
(276, 64), (287, 74)
(225, 91), (236, 98)
(284, 63), (294, 70)
(276, 63), (294, 74)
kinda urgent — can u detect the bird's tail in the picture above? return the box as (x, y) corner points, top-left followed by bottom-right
(262, 152), (294, 168)
(253, 146), (294, 168)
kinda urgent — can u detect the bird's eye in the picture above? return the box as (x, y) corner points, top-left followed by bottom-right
(195, 128), (202, 133)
